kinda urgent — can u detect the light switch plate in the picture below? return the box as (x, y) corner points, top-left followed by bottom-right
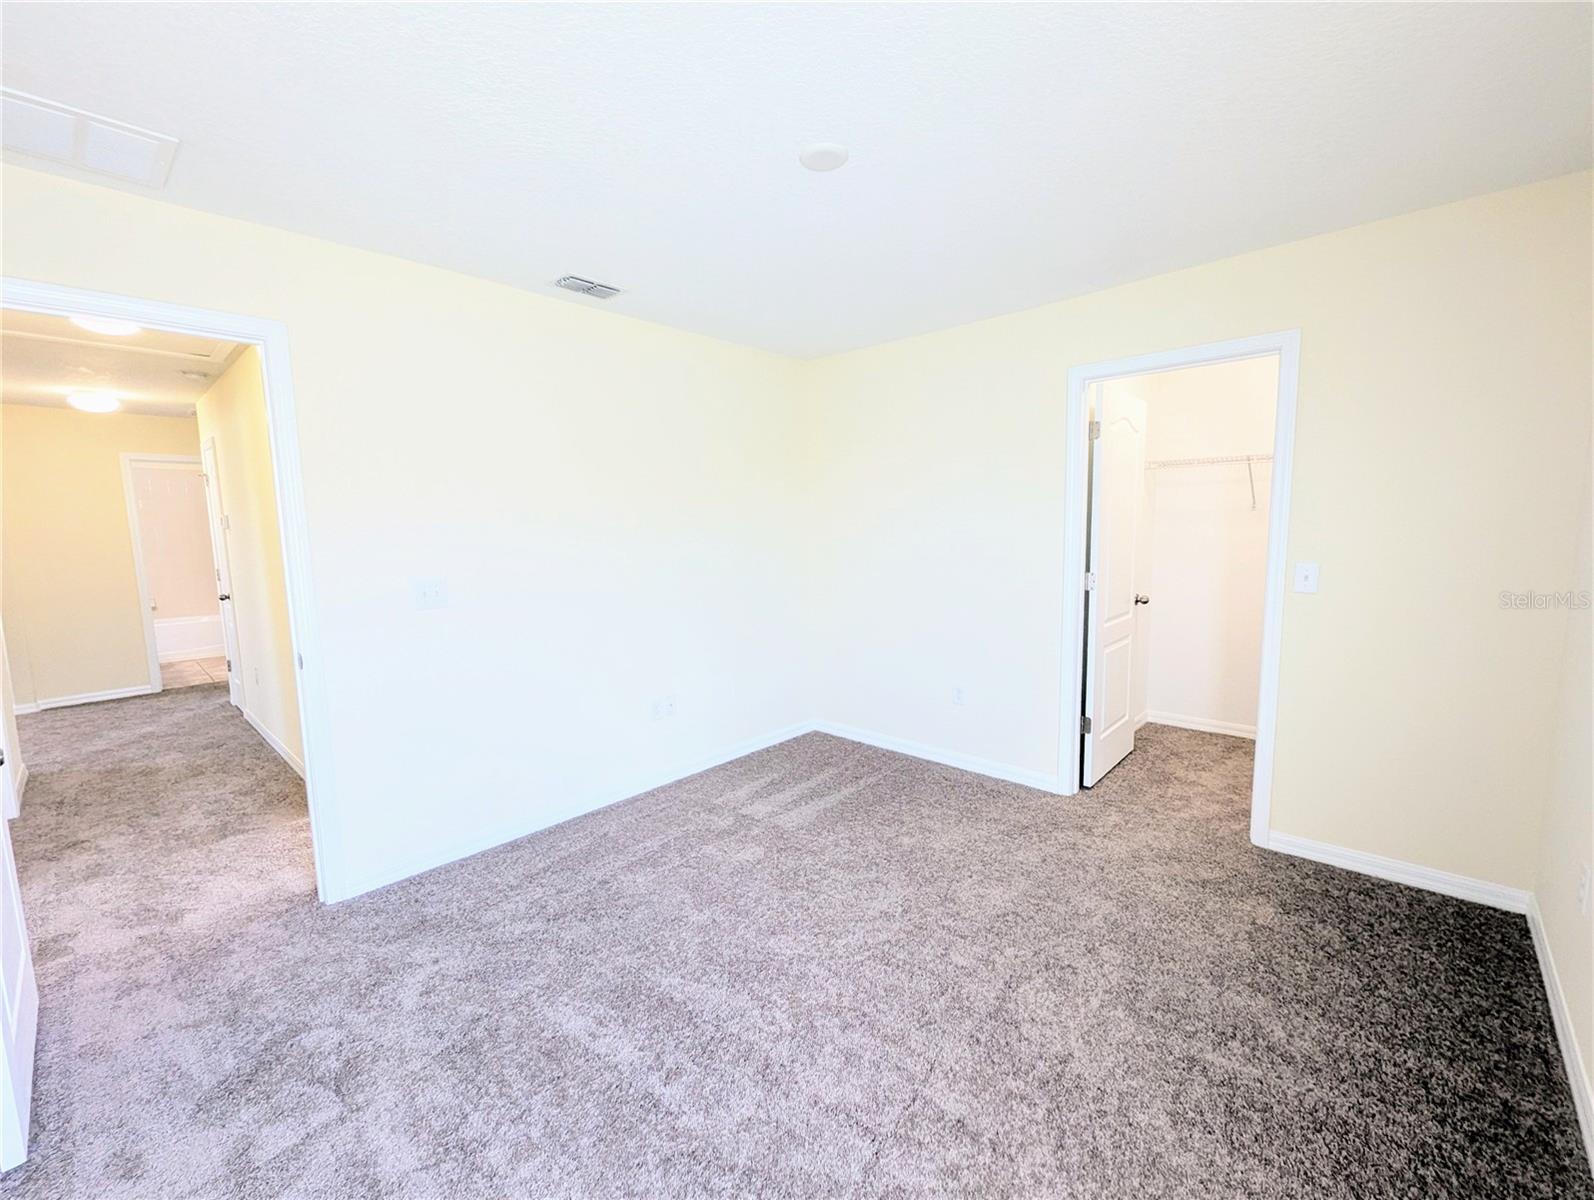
(413, 579), (447, 609)
(1292, 562), (1320, 594)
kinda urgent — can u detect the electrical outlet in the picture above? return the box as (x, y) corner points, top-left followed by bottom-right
(651, 696), (677, 721)
(1579, 864), (1591, 917)
(952, 686), (966, 707)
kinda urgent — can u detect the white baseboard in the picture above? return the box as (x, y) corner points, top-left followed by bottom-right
(1528, 895), (1594, 1173)
(241, 707), (305, 778)
(1145, 711), (1257, 739)
(808, 719), (1063, 793)
(326, 720), (816, 903)
(13, 683), (157, 715)
(1266, 831), (1531, 913)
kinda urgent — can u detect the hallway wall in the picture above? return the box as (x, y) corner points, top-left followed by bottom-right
(0, 405), (199, 709)
(196, 347), (302, 768)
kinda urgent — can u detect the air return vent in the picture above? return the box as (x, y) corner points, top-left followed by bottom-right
(2, 88), (178, 188)
(554, 275), (623, 300)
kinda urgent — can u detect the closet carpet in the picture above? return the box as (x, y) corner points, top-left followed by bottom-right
(7, 685), (1590, 1198)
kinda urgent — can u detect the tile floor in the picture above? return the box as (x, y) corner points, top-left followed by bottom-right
(159, 655), (228, 690)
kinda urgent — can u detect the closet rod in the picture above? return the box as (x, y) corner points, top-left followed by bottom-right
(1144, 453), (1273, 469)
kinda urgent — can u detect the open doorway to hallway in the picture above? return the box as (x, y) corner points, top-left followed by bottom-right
(0, 305), (307, 788)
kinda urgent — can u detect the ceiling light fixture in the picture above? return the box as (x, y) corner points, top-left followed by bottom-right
(799, 143), (849, 172)
(70, 315), (143, 336)
(66, 390), (121, 413)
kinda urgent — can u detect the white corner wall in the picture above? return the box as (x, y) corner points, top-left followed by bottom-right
(1, 165), (810, 900)
(1531, 445), (1593, 1144)
(3, 165), (1589, 912)
(804, 171), (1592, 893)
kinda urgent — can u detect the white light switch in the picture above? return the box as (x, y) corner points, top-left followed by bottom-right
(413, 579), (448, 609)
(1292, 562), (1320, 594)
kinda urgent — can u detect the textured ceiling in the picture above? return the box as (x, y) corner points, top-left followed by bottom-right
(1, 310), (237, 416)
(2, 3), (1589, 357)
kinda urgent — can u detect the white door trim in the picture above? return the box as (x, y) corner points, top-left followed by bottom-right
(120, 452), (203, 695)
(3, 276), (343, 901)
(1058, 330), (1301, 847)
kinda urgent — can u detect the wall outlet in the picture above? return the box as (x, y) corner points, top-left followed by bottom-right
(1579, 864), (1591, 917)
(413, 578), (448, 610)
(952, 686), (966, 707)
(651, 696), (677, 721)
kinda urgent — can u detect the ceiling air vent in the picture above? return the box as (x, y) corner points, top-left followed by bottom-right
(554, 275), (623, 300)
(2, 88), (178, 188)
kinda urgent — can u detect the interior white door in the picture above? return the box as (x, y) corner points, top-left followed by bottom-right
(1081, 385), (1146, 786)
(200, 438), (244, 709)
(0, 800), (38, 1171)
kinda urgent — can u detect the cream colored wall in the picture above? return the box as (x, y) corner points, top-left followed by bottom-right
(0, 164), (810, 898)
(806, 171), (1592, 891)
(2, 163), (1586, 908)
(0, 404), (200, 707)
(196, 347), (301, 764)
(1535, 452), (1593, 1108)
(130, 463), (217, 620)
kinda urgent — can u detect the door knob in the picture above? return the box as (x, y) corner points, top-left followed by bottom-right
(1134, 594), (1150, 605)
(218, 593), (230, 602)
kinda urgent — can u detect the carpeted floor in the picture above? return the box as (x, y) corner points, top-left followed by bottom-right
(5, 685), (1590, 1198)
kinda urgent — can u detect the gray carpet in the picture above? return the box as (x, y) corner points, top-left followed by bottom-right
(5, 684), (1590, 1198)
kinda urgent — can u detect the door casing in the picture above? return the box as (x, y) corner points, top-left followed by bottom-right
(3, 276), (342, 901)
(1059, 330), (1301, 847)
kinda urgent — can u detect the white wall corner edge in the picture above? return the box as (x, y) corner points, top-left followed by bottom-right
(1527, 894), (1594, 1176)
(1264, 831), (1531, 913)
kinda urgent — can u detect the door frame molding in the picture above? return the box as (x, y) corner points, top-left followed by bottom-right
(119, 452), (204, 694)
(1058, 329), (1301, 847)
(3, 276), (343, 901)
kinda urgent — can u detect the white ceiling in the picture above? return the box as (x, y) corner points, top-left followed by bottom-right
(1, 310), (238, 416)
(2, 4), (1589, 358)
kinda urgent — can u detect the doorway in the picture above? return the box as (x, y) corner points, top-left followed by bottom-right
(121, 452), (230, 696)
(1060, 332), (1300, 845)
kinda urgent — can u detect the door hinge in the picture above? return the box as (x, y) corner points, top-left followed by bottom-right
(1088, 420), (1101, 440)
(225, 659), (232, 673)
(1084, 571), (1097, 592)
(297, 653), (304, 670)
(1080, 715), (1092, 734)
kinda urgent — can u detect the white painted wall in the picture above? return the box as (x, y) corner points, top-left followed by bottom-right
(1, 166), (810, 901)
(2, 165), (1588, 907)
(804, 172), (1590, 892)
(1109, 358), (1277, 737)
(1533, 446), (1593, 1136)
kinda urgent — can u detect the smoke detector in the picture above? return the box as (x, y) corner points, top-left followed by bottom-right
(554, 275), (623, 300)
